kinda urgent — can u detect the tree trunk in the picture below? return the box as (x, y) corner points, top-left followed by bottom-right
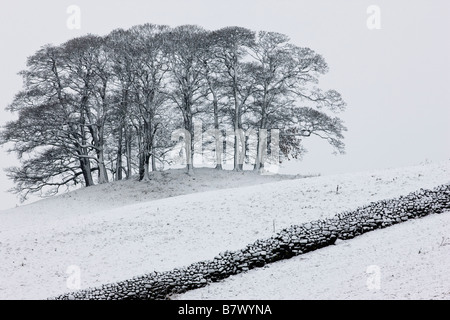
(142, 98), (155, 180)
(255, 135), (261, 171)
(138, 130), (145, 181)
(85, 121), (108, 184)
(116, 125), (124, 181)
(233, 87), (241, 171)
(139, 153), (145, 181)
(151, 146), (157, 171)
(125, 128), (132, 180)
(97, 151), (109, 184)
(143, 154), (151, 181)
(142, 127), (151, 181)
(80, 158), (94, 187)
(256, 129), (268, 172)
(79, 99), (94, 186)
(84, 87), (109, 184)
(183, 102), (194, 174)
(238, 121), (245, 171)
(213, 98), (222, 170)
(186, 127), (194, 174)
(255, 99), (267, 172)
(94, 125), (109, 184)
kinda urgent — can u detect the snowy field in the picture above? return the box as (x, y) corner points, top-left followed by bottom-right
(0, 160), (449, 300)
(173, 211), (450, 300)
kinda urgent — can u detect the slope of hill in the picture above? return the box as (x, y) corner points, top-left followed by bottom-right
(0, 161), (448, 300)
(173, 210), (450, 300)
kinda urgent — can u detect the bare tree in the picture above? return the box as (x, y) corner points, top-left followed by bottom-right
(105, 28), (136, 181)
(1, 44), (97, 197)
(249, 31), (347, 169)
(211, 27), (256, 171)
(61, 35), (113, 184)
(199, 33), (229, 170)
(1, 23), (348, 200)
(166, 25), (209, 173)
(128, 24), (171, 181)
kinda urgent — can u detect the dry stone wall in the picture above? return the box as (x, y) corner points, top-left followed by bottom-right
(52, 184), (450, 300)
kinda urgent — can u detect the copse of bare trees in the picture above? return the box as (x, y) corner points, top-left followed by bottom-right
(0, 23), (347, 200)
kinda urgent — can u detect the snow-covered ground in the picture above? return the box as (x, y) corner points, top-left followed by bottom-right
(0, 160), (449, 300)
(173, 212), (450, 300)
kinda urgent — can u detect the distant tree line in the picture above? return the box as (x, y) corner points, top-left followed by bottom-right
(0, 23), (347, 199)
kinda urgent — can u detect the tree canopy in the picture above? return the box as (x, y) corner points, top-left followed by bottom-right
(0, 23), (347, 200)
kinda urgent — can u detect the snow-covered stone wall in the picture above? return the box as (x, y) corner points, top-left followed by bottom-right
(52, 184), (450, 300)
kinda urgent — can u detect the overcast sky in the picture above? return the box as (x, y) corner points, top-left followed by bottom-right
(0, 0), (449, 210)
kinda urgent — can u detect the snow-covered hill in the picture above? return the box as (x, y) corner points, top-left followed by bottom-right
(0, 161), (449, 300)
(173, 209), (450, 300)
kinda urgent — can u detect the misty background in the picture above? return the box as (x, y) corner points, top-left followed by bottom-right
(0, 0), (449, 210)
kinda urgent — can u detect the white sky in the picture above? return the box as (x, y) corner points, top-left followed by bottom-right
(0, 0), (449, 210)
